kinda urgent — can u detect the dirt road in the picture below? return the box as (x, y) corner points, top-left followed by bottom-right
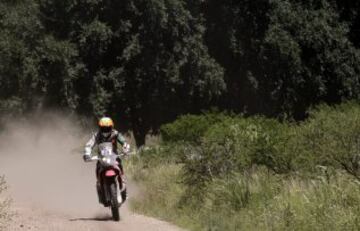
(0, 114), (184, 231)
(6, 204), (183, 231)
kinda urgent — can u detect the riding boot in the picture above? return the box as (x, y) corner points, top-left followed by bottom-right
(96, 181), (103, 204)
(118, 175), (127, 203)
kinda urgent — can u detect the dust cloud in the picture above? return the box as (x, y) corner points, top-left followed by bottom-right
(0, 112), (102, 215)
(0, 113), (187, 231)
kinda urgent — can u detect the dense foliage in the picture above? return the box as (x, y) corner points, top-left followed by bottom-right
(205, 0), (360, 118)
(1, 0), (360, 145)
(129, 102), (360, 230)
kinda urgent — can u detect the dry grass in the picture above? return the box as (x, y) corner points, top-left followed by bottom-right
(0, 176), (11, 231)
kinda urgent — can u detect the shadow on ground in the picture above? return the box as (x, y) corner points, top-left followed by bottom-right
(69, 215), (114, 222)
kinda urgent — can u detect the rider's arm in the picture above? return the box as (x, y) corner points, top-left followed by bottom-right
(116, 133), (130, 154)
(117, 133), (126, 145)
(84, 133), (97, 159)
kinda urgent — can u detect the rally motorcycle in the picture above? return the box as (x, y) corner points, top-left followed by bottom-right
(87, 142), (126, 221)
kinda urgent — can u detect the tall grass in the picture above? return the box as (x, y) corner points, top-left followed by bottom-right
(130, 162), (360, 230)
(129, 102), (360, 231)
(199, 169), (360, 231)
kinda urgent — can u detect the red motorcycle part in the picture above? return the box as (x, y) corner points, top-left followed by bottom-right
(105, 169), (117, 177)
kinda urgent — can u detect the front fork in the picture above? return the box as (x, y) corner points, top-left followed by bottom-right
(96, 181), (104, 204)
(97, 175), (127, 205)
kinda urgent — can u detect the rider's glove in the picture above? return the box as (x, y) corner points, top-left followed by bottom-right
(122, 143), (130, 155)
(83, 154), (91, 162)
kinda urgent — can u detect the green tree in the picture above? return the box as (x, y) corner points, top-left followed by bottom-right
(3, 0), (360, 146)
(39, 0), (225, 146)
(204, 0), (360, 118)
(203, 0), (271, 114)
(0, 0), (81, 114)
(0, 0), (41, 114)
(333, 0), (360, 47)
(264, 0), (360, 118)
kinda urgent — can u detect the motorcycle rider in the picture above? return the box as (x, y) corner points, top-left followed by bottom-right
(83, 117), (130, 203)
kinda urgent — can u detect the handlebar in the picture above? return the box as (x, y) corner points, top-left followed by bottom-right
(85, 153), (128, 162)
(89, 156), (99, 161)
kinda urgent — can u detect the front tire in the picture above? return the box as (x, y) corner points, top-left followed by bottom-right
(109, 181), (120, 221)
(121, 188), (127, 203)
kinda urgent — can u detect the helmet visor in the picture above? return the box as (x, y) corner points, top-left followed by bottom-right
(100, 126), (112, 133)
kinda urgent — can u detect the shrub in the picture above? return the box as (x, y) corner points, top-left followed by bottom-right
(131, 144), (185, 168)
(299, 102), (360, 178)
(181, 102), (360, 180)
(160, 112), (229, 144)
(181, 116), (303, 191)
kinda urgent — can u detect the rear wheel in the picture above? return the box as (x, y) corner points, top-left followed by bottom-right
(109, 181), (120, 221)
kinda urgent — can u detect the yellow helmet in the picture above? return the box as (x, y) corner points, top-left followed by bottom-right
(98, 117), (114, 135)
(98, 117), (114, 127)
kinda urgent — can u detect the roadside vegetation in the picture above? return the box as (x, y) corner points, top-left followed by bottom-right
(0, 176), (10, 231)
(128, 101), (360, 231)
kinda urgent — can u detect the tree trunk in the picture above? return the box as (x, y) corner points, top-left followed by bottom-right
(133, 127), (146, 148)
(130, 107), (149, 148)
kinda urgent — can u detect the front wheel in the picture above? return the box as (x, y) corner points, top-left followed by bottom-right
(109, 181), (120, 221)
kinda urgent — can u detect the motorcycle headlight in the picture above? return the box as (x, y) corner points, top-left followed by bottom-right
(102, 157), (111, 164)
